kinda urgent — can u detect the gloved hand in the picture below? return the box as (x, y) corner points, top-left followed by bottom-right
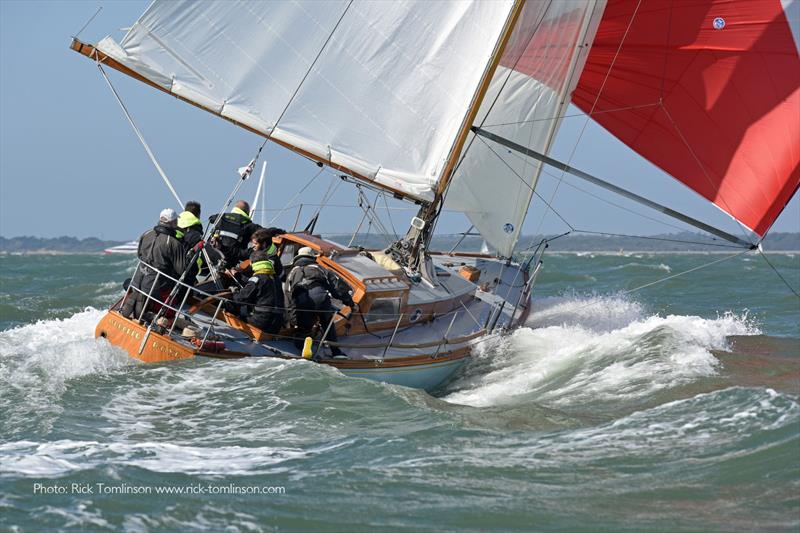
(230, 286), (239, 294)
(192, 240), (205, 253)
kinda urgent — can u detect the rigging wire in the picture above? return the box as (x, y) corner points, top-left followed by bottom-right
(73, 6), (103, 40)
(428, 1), (554, 245)
(381, 192), (400, 241)
(96, 64), (183, 207)
(620, 249), (751, 295)
(659, 104), (755, 245)
(533, 0), (643, 237)
(267, 167), (325, 225)
(481, 102), (662, 129)
(757, 250), (800, 298)
(474, 134), (574, 231)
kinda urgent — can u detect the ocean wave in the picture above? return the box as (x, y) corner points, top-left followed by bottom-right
(445, 295), (760, 409)
(0, 440), (307, 477)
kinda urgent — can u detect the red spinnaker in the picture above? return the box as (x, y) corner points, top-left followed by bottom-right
(572, 0), (799, 236)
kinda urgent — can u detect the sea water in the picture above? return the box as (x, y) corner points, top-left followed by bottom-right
(0, 252), (798, 531)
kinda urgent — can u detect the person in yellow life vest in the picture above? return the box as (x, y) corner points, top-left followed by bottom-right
(176, 201), (203, 248)
(229, 250), (284, 334)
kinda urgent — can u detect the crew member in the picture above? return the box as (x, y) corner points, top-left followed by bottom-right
(177, 201), (203, 249)
(286, 247), (355, 358)
(120, 208), (189, 321)
(229, 250), (284, 334)
(236, 228), (284, 279)
(177, 201), (205, 286)
(208, 200), (262, 269)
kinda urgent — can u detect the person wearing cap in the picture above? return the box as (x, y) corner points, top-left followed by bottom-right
(286, 247), (355, 358)
(119, 208), (189, 320)
(208, 200), (285, 269)
(229, 249), (285, 334)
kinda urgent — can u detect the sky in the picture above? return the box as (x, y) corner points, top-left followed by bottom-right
(1, 0), (798, 244)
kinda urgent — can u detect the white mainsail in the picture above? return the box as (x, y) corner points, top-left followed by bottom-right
(95, 0), (515, 202)
(444, 1), (605, 257)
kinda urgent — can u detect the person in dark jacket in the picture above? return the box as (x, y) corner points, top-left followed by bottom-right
(177, 201), (203, 249)
(229, 250), (284, 334)
(177, 201), (205, 287)
(208, 200), (263, 269)
(285, 247), (355, 357)
(120, 208), (189, 321)
(235, 227), (284, 280)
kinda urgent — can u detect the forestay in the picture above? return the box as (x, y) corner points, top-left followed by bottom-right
(94, 0), (515, 202)
(445, 1), (605, 257)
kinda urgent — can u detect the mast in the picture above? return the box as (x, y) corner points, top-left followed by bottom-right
(395, 0), (526, 270)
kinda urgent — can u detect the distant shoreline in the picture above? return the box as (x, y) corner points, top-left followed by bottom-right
(1, 232), (798, 254)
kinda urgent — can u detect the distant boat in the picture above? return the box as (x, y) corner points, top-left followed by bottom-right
(103, 241), (137, 255)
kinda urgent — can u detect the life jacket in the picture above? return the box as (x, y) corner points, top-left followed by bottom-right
(288, 263), (329, 296)
(213, 207), (251, 247)
(247, 275), (284, 316)
(176, 211), (202, 240)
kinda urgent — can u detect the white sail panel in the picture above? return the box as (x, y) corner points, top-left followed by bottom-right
(96, 0), (515, 202)
(444, 1), (605, 257)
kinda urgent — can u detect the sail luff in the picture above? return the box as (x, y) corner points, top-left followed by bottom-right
(70, 38), (424, 205)
(434, 0), (527, 200)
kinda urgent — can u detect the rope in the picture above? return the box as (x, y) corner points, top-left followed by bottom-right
(97, 64), (183, 207)
(758, 250), (800, 298)
(621, 249), (751, 294)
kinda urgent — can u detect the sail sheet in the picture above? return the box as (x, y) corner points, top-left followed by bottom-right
(444, 0), (604, 257)
(572, 0), (800, 237)
(94, 0), (515, 202)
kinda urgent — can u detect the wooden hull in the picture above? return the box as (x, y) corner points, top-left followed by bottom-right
(95, 311), (197, 363)
(95, 311), (470, 390)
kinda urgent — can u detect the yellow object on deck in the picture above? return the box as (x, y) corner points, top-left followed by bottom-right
(302, 337), (313, 359)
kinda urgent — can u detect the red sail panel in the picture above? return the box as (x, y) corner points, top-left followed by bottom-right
(571, 0), (800, 236)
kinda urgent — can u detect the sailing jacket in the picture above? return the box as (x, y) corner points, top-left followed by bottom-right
(177, 210), (204, 250)
(286, 257), (354, 307)
(133, 223), (189, 295)
(232, 273), (284, 320)
(208, 207), (262, 267)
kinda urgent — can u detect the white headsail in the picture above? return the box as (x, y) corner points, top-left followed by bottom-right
(94, 0), (515, 202)
(444, 1), (605, 257)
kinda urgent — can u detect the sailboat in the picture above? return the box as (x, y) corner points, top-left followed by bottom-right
(71, 0), (799, 391)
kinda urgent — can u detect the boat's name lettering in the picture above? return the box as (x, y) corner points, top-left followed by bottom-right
(108, 318), (141, 340)
(151, 340), (182, 359)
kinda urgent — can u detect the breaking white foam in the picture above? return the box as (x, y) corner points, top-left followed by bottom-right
(0, 440), (306, 477)
(446, 295), (760, 408)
